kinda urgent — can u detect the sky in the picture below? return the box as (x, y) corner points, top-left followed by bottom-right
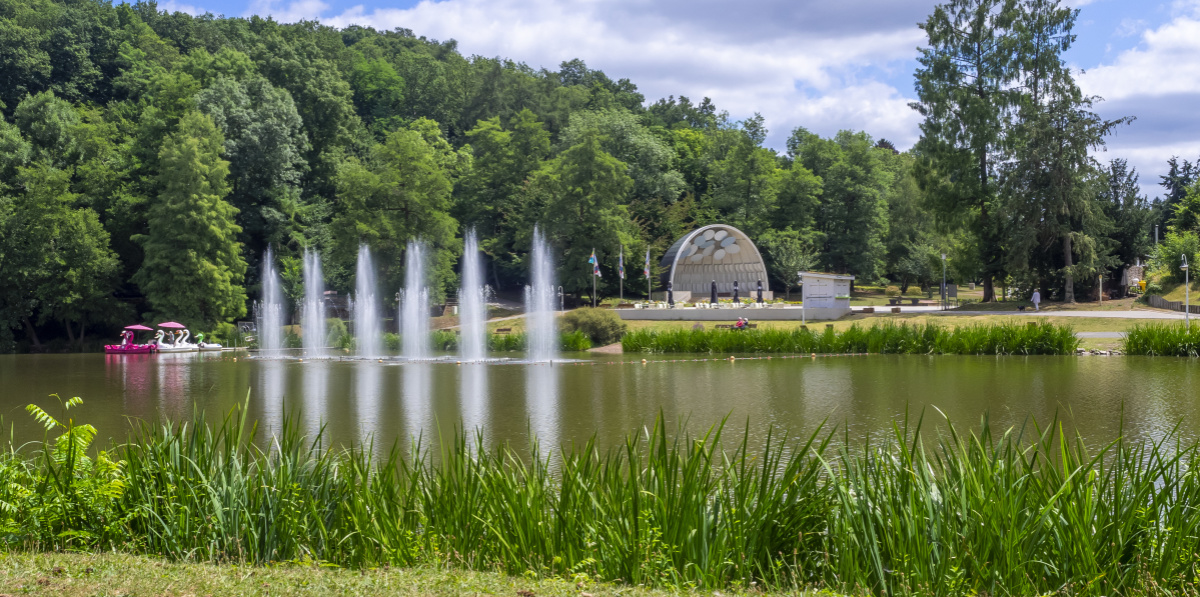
(159, 0), (1200, 199)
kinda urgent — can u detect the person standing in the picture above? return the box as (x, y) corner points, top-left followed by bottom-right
(1032, 289), (1041, 311)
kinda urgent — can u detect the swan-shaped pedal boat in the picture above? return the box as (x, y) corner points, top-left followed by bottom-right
(104, 330), (156, 354)
(155, 330), (198, 353)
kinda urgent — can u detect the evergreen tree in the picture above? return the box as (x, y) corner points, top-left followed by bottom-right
(133, 111), (247, 329)
(533, 129), (635, 294)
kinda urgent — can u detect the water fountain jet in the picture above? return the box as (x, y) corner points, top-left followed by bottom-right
(400, 240), (430, 360)
(302, 248), (326, 356)
(257, 246), (285, 353)
(459, 230), (490, 362)
(525, 227), (558, 362)
(352, 244), (383, 358)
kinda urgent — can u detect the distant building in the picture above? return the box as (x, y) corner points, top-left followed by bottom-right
(799, 272), (854, 320)
(657, 224), (772, 302)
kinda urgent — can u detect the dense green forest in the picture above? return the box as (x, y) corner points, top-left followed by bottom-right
(0, 0), (1189, 351)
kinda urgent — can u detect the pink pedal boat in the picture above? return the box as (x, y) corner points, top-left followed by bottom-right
(104, 325), (158, 354)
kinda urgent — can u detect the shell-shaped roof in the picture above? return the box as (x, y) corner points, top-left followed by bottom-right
(659, 224), (769, 294)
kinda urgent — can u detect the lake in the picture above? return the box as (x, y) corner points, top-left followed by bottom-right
(2, 352), (1199, 454)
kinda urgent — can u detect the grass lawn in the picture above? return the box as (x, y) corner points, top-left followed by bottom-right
(622, 314), (1150, 334)
(0, 552), (839, 597)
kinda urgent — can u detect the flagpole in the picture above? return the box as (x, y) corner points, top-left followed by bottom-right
(619, 247), (624, 301)
(592, 269), (597, 308)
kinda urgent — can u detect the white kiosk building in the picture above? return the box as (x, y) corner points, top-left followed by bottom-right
(799, 272), (854, 320)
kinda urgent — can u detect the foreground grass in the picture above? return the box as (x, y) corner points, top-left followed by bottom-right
(3, 552), (837, 596)
(13, 396), (1200, 596)
(622, 322), (1080, 355)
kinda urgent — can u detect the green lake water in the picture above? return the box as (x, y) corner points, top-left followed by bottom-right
(2, 352), (1199, 453)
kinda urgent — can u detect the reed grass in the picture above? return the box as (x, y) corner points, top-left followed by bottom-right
(622, 322), (1080, 355)
(382, 331), (593, 353)
(1122, 322), (1200, 356)
(10, 396), (1200, 595)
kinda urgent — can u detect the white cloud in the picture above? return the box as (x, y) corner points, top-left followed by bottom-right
(1081, 9), (1200, 197)
(161, 0), (203, 15)
(247, 0), (329, 21)
(252, 0), (931, 149)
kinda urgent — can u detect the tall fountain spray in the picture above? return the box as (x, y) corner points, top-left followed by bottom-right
(459, 230), (489, 362)
(525, 226), (558, 362)
(352, 244), (383, 358)
(400, 240), (430, 360)
(301, 248), (326, 355)
(258, 246), (285, 353)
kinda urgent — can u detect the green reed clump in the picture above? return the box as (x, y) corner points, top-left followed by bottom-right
(381, 331), (593, 353)
(1122, 322), (1200, 356)
(622, 322), (1079, 355)
(20, 394), (1200, 595)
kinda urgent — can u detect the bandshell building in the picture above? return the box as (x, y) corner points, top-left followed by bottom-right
(657, 224), (772, 301)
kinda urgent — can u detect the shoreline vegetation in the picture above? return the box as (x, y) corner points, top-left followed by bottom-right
(7, 398), (1200, 595)
(621, 322), (1082, 355)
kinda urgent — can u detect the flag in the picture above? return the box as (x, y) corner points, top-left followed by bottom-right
(618, 246), (625, 280)
(588, 249), (596, 265)
(643, 248), (651, 277)
(594, 261), (601, 277)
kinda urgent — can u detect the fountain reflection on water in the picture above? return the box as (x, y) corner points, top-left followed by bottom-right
(525, 226), (558, 363)
(257, 247), (285, 353)
(352, 244), (383, 358)
(302, 248), (326, 356)
(400, 241), (430, 360)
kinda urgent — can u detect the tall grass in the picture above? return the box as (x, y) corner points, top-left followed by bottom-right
(12, 396), (1200, 595)
(1123, 322), (1200, 356)
(622, 322), (1080, 355)
(428, 330), (593, 353)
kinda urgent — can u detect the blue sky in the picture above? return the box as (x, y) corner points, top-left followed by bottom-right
(161, 0), (1200, 198)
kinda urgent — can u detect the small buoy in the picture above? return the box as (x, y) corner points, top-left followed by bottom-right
(641, 359), (647, 364)
(233, 357), (237, 362)
(456, 361), (462, 365)
(378, 359), (383, 363)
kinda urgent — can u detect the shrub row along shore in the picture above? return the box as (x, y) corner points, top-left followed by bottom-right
(1122, 323), (1200, 356)
(7, 400), (1200, 596)
(621, 322), (1080, 355)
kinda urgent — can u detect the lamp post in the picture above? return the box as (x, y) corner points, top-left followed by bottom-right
(1156, 224), (1159, 245)
(798, 272), (805, 325)
(557, 286), (564, 313)
(941, 253), (947, 311)
(1183, 255), (1190, 331)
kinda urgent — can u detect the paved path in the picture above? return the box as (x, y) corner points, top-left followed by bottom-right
(1076, 332), (1126, 338)
(934, 309), (1186, 319)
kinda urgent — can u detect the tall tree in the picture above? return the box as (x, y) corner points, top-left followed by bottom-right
(133, 111), (247, 329)
(330, 119), (462, 297)
(912, 0), (1020, 301)
(533, 129), (635, 294)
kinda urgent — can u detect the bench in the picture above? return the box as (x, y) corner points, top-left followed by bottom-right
(494, 327), (512, 335)
(616, 303), (635, 309)
(715, 323), (758, 330)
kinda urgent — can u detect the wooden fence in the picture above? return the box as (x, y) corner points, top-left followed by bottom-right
(1145, 294), (1200, 314)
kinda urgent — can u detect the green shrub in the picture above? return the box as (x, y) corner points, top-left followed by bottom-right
(207, 322), (238, 346)
(383, 332), (401, 351)
(560, 307), (627, 345)
(560, 330), (593, 351)
(885, 285), (901, 297)
(1153, 230), (1200, 284)
(1146, 281), (1164, 295)
(326, 318), (352, 351)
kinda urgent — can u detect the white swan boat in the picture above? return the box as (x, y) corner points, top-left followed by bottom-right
(155, 330), (198, 353)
